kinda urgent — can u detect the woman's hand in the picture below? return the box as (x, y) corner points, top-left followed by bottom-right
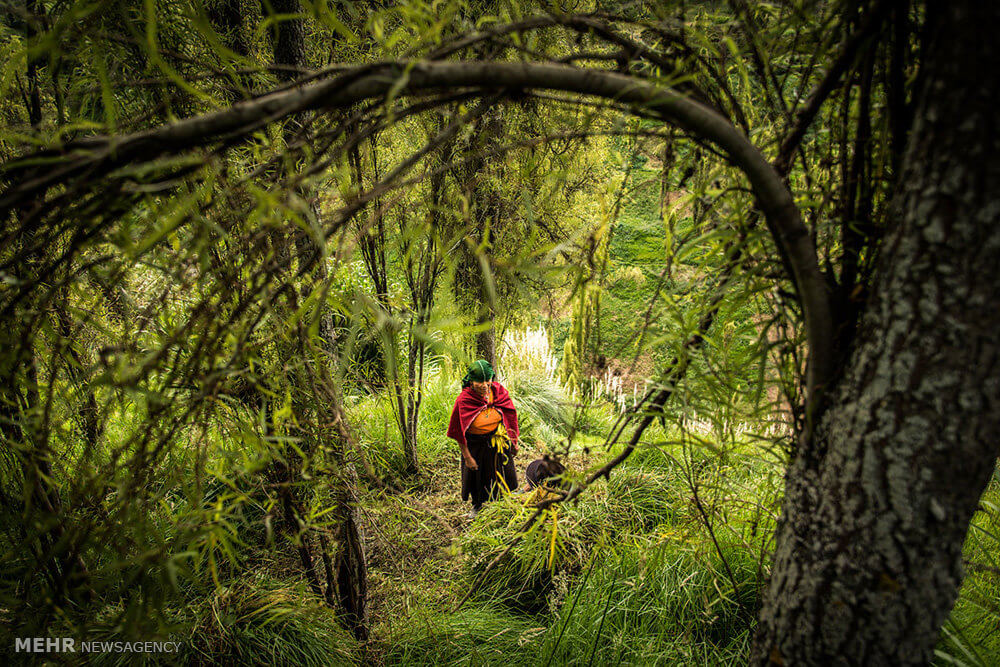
(464, 454), (478, 470)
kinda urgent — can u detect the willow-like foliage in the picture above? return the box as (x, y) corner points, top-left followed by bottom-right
(6, 2), (984, 664)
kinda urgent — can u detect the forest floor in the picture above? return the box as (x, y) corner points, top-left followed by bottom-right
(355, 428), (610, 664)
(361, 438), (565, 642)
(348, 427), (1000, 666)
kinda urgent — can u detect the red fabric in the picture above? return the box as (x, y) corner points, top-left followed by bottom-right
(447, 381), (519, 447)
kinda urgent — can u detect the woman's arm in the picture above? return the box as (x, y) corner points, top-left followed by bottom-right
(460, 441), (477, 470)
(492, 383), (520, 449)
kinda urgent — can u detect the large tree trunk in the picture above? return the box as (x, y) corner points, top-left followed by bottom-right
(752, 2), (1000, 664)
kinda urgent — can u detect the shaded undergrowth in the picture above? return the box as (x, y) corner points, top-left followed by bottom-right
(357, 371), (1000, 666)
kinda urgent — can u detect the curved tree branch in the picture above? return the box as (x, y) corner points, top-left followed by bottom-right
(1, 59), (834, 410)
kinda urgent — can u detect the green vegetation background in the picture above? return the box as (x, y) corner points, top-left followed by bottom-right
(103, 165), (997, 667)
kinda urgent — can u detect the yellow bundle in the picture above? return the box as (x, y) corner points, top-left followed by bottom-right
(491, 423), (513, 455)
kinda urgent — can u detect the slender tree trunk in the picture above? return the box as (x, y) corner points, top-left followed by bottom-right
(395, 160), (447, 476)
(475, 320), (496, 366)
(332, 473), (368, 640)
(404, 335), (422, 472)
(24, 0), (43, 127)
(268, 0), (307, 83)
(453, 104), (505, 368)
(277, 469), (324, 597)
(261, 0), (369, 637)
(753, 3), (1000, 663)
(207, 0), (252, 103)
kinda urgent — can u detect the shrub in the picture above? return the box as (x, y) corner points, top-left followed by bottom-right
(83, 579), (358, 667)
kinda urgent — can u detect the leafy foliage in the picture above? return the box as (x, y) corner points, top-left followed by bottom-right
(0, 0), (996, 664)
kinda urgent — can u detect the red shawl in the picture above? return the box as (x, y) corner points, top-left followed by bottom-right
(446, 381), (519, 447)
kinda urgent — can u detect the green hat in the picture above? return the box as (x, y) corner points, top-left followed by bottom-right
(462, 359), (495, 387)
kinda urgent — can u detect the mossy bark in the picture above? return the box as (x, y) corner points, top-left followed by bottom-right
(753, 2), (1000, 663)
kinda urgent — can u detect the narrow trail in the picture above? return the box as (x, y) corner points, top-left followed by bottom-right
(360, 440), (552, 641)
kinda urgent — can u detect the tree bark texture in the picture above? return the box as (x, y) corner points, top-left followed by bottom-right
(267, 0), (307, 83)
(753, 2), (1000, 664)
(335, 499), (369, 640)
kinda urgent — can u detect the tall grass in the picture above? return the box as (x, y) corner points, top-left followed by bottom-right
(349, 336), (998, 667)
(936, 475), (1000, 666)
(348, 357), (459, 478)
(386, 605), (538, 666)
(401, 432), (777, 665)
(538, 536), (759, 665)
(153, 581), (358, 667)
(394, 477), (764, 665)
(389, 535), (759, 666)
(499, 327), (574, 446)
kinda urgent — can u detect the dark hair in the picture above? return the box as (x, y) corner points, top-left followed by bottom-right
(525, 457), (567, 490)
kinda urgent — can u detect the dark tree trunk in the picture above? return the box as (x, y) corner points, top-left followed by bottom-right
(267, 0), (307, 83)
(207, 0), (252, 103)
(452, 103), (505, 368)
(24, 0), (43, 127)
(753, 2), (1000, 664)
(208, 0), (250, 59)
(261, 0), (369, 638)
(334, 494), (369, 640)
(475, 322), (496, 367)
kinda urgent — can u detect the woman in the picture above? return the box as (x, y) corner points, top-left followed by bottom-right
(446, 360), (519, 517)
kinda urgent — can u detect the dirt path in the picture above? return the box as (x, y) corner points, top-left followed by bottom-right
(359, 442), (553, 638)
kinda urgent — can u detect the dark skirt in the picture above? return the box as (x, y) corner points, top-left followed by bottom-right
(461, 430), (517, 508)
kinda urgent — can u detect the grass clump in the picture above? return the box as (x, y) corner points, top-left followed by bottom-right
(386, 605), (539, 666)
(174, 580), (359, 667)
(538, 535), (760, 666)
(605, 466), (686, 531)
(78, 578), (359, 667)
(936, 476), (1000, 666)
